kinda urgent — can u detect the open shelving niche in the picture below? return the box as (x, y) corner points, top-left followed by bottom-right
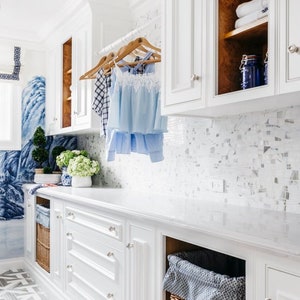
(62, 38), (72, 128)
(164, 236), (246, 300)
(218, 0), (268, 95)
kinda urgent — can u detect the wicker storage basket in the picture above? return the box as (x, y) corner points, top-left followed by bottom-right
(36, 223), (50, 272)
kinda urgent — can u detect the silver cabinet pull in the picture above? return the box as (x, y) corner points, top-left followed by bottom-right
(108, 226), (116, 232)
(265, 298), (272, 300)
(56, 215), (62, 219)
(288, 44), (299, 54)
(107, 252), (114, 257)
(66, 232), (73, 239)
(67, 212), (75, 219)
(66, 265), (73, 272)
(126, 243), (134, 249)
(73, 111), (78, 115)
(191, 74), (200, 81)
(107, 293), (114, 299)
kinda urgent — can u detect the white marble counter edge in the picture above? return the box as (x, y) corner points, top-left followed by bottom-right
(34, 186), (300, 258)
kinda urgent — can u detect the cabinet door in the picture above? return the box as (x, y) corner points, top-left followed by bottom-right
(45, 46), (63, 135)
(126, 221), (156, 300)
(24, 192), (35, 262)
(279, 0), (300, 94)
(161, 0), (203, 115)
(266, 267), (300, 299)
(72, 23), (96, 132)
(50, 200), (65, 289)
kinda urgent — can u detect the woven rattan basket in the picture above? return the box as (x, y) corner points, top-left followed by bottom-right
(36, 223), (50, 273)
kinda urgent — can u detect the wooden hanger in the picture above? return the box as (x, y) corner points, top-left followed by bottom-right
(79, 51), (115, 80)
(102, 37), (161, 73)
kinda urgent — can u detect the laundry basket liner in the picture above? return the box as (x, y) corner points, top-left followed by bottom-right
(35, 204), (50, 228)
(163, 249), (245, 300)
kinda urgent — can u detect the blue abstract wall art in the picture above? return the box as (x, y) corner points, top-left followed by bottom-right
(0, 76), (77, 220)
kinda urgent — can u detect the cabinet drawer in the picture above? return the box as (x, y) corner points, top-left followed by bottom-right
(66, 221), (124, 281)
(65, 206), (123, 242)
(266, 267), (300, 299)
(66, 254), (122, 300)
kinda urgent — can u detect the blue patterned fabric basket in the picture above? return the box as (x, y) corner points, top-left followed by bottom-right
(163, 250), (245, 300)
(35, 204), (50, 228)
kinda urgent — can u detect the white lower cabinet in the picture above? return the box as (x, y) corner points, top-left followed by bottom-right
(266, 267), (300, 300)
(126, 221), (156, 300)
(64, 205), (125, 300)
(50, 200), (65, 289)
(24, 191), (35, 262)
(24, 190), (300, 300)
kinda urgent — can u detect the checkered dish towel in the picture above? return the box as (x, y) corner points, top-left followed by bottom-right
(163, 253), (245, 300)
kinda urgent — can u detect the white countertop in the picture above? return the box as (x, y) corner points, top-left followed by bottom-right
(34, 186), (300, 257)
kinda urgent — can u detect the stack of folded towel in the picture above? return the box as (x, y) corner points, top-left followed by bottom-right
(235, 0), (269, 29)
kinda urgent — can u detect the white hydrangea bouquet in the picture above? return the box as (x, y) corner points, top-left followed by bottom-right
(67, 155), (100, 177)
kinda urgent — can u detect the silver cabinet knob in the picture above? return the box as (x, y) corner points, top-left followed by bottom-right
(66, 232), (73, 239)
(66, 265), (73, 272)
(107, 252), (114, 257)
(288, 44), (299, 54)
(108, 226), (116, 232)
(107, 293), (114, 299)
(265, 298), (272, 300)
(126, 243), (134, 249)
(191, 74), (200, 81)
(67, 212), (75, 219)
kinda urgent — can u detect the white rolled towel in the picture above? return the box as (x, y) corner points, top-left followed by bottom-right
(235, 8), (268, 28)
(236, 0), (268, 18)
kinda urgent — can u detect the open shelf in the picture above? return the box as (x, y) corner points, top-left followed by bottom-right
(164, 236), (246, 300)
(224, 16), (268, 40)
(218, 0), (268, 95)
(62, 38), (72, 128)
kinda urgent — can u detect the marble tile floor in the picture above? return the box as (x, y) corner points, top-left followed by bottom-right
(0, 269), (47, 300)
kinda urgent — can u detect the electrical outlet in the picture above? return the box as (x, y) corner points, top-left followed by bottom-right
(211, 179), (225, 193)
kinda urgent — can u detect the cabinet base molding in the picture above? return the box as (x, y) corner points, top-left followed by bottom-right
(0, 257), (24, 273)
(24, 260), (69, 300)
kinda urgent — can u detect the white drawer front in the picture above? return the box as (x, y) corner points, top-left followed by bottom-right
(66, 221), (124, 282)
(66, 260), (120, 300)
(65, 206), (123, 242)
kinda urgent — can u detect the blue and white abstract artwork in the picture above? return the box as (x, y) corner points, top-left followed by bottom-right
(0, 76), (77, 221)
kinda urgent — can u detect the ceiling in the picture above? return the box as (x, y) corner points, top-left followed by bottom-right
(0, 0), (85, 43)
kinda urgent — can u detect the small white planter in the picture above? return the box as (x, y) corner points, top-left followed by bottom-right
(71, 176), (92, 188)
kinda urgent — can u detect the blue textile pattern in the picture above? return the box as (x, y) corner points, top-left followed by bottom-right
(0, 47), (21, 80)
(0, 76), (77, 220)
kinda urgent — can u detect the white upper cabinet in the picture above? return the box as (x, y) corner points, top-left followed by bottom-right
(279, 0), (300, 94)
(45, 6), (97, 136)
(161, 0), (204, 115)
(45, 2), (132, 136)
(162, 0), (300, 117)
(207, 0), (275, 111)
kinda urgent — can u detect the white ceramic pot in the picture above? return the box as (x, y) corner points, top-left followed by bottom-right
(71, 176), (92, 188)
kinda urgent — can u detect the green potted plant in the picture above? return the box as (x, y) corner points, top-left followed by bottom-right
(56, 150), (89, 186)
(31, 126), (48, 174)
(67, 155), (100, 187)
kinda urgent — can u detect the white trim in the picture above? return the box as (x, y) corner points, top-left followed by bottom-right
(0, 257), (24, 273)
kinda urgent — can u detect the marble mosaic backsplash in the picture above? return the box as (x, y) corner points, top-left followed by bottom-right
(78, 106), (300, 214)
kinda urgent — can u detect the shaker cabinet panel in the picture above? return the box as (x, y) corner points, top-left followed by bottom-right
(161, 0), (204, 115)
(266, 267), (300, 300)
(126, 221), (156, 300)
(279, 0), (300, 94)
